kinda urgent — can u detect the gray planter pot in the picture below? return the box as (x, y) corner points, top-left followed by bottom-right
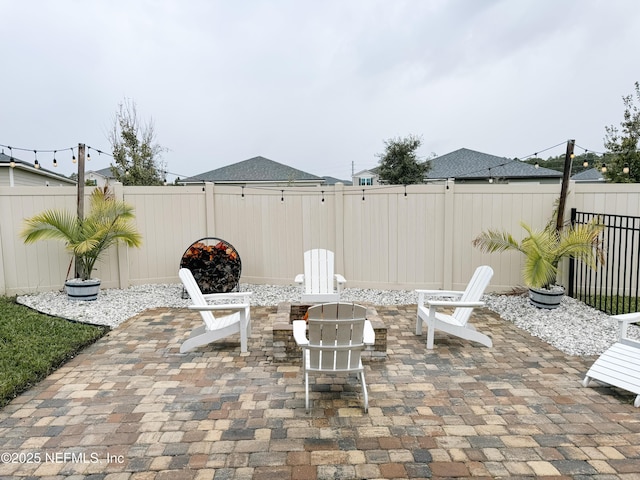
(529, 286), (565, 309)
(65, 278), (101, 301)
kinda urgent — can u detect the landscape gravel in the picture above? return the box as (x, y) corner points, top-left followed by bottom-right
(17, 283), (640, 358)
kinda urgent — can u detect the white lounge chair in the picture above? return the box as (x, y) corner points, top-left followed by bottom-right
(178, 268), (252, 353)
(583, 312), (640, 408)
(293, 302), (374, 412)
(294, 249), (346, 303)
(415, 265), (494, 349)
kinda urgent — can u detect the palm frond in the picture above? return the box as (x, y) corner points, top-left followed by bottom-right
(471, 229), (523, 254)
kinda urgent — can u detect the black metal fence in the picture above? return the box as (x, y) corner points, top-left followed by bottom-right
(569, 208), (640, 315)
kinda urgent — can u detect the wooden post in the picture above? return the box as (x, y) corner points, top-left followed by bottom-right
(556, 139), (575, 232)
(75, 143), (86, 279)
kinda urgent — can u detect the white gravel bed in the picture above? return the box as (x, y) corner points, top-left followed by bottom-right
(16, 284), (640, 358)
(485, 293), (640, 357)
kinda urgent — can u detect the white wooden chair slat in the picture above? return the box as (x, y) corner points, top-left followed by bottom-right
(415, 265), (493, 349)
(583, 313), (640, 407)
(179, 268), (251, 354)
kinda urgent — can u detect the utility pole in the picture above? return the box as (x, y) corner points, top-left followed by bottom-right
(555, 139), (575, 232)
(75, 143), (86, 279)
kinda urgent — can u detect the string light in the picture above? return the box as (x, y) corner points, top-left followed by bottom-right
(53, 150), (58, 167)
(601, 164), (607, 173)
(33, 150), (40, 169)
(362, 189), (365, 201)
(241, 186), (245, 198)
(281, 190), (284, 202)
(321, 190), (325, 203)
(624, 163), (630, 174)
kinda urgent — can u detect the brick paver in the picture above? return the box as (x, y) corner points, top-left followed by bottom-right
(1, 304), (640, 478)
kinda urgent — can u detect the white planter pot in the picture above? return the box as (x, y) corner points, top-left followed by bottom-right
(529, 286), (565, 310)
(65, 278), (101, 301)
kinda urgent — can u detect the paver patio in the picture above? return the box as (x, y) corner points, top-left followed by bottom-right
(1, 304), (640, 479)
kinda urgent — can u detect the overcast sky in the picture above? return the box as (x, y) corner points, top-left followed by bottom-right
(2, 0), (639, 182)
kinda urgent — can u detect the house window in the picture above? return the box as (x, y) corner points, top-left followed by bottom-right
(359, 177), (373, 186)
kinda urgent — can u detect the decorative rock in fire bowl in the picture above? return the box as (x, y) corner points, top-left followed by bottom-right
(180, 237), (242, 294)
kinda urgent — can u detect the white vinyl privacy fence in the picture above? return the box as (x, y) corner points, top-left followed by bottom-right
(2, 181), (640, 296)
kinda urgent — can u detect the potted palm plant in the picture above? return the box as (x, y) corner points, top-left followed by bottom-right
(472, 219), (604, 309)
(21, 187), (142, 300)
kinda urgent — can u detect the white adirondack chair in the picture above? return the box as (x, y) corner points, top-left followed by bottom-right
(178, 268), (252, 353)
(583, 312), (640, 408)
(293, 302), (374, 412)
(294, 249), (346, 303)
(415, 265), (494, 349)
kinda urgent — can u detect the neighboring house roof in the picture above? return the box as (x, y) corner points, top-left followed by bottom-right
(426, 148), (562, 181)
(92, 167), (116, 178)
(323, 176), (352, 186)
(353, 169), (378, 177)
(0, 152), (77, 186)
(183, 156), (324, 184)
(571, 168), (605, 182)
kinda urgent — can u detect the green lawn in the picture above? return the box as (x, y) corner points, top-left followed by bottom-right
(581, 295), (640, 316)
(0, 296), (108, 408)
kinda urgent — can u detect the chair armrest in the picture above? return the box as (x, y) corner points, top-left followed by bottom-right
(425, 300), (485, 308)
(188, 304), (249, 311)
(363, 320), (375, 345)
(416, 289), (463, 307)
(334, 274), (346, 285)
(292, 320), (308, 345)
(294, 274), (304, 285)
(202, 292), (252, 302)
(613, 312), (640, 341)
(416, 289), (464, 297)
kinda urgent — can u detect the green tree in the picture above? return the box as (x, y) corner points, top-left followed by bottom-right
(603, 81), (640, 182)
(377, 134), (430, 185)
(109, 99), (167, 186)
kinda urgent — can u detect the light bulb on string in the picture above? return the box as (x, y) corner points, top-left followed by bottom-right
(71, 147), (76, 163)
(534, 153), (539, 169)
(623, 163), (630, 174)
(33, 150), (40, 169)
(281, 190), (284, 202)
(321, 190), (325, 203)
(53, 150), (58, 167)
(601, 164), (607, 173)
(9, 147), (15, 168)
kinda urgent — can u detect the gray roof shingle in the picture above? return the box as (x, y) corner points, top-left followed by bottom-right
(184, 156), (323, 183)
(426, 148), (562, 180)
(571, 168), (604, 182)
